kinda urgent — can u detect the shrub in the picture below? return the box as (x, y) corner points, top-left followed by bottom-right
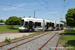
(4, 37), (10, 43)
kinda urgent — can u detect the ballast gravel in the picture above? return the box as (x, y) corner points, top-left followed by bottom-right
(41, 34), (60, 50)
(0, 33), (60, 50)
(12, 33), (55, 50)
(0, 33), (46, 50)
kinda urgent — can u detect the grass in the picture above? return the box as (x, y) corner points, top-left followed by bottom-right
(60, 29), (75, 50)
(0, 26), (19, 32)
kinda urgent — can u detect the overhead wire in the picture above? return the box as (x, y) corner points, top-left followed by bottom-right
(35, 0), (54, 18)
(10, 0), (14, 6)
(7, 0), (14, 9)
(0, 0), (71, 21)
(64, 0), (71, 7)
(60, 0), (67, 21)
(43, 0), (59, 21)
(35, 0), (54, 12)
(61, 0), (71, 21)
(43, 0), (50, 11)
(35, 0), (46, 8)
(35, 0), (57, 18)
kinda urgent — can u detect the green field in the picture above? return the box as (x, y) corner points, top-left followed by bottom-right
(60, 29), (75, 50)
(0, 26), (19, 32)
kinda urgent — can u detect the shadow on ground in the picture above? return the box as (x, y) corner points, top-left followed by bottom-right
(66, 40), (75, 46)
(64, 33), (75, 35)
(7, 26), (18, 30)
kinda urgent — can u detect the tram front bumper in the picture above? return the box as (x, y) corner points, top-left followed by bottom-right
(19, 29), (25, 32)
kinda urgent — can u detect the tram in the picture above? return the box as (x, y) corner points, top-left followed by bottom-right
(19, 18), (64, 32)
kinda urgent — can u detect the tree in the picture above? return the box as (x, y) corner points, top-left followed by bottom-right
(5, 16), (21, 26)
(60, 21), (66, 24)
(65, 8), (75, 27)
(18, 17), (22, 25)
(60, 21), (66, 27)
(0, 19), (4, 23)
(29, 16), (31, 18)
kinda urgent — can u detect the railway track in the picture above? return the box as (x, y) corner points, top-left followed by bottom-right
(0, 32), (61, 50)
(39, 33), (60, 50)
(0, 33), (48, 50)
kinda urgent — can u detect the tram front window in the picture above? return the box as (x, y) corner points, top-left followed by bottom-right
(20, 20), (24, 26)
(24, 22), (28, 27)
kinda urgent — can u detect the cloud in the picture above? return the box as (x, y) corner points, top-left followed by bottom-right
(3, 2), (39, 11)
(4, 3), (26, 11)
(47, 12), (58, 14)
(3, 3), (38, 11)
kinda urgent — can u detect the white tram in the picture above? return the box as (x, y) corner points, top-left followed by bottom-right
(19, 18), (64, 32)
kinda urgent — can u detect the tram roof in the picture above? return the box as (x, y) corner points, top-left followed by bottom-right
(22, 18), (64, 24)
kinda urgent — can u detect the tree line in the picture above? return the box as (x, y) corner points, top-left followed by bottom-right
(0, 19), (4, 23)
(0, 16), (22, 26)
(0, 16), (31, 26)
(5, 16), (22, 25)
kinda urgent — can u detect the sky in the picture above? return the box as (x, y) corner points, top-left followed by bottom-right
(0, 0), (75, 21)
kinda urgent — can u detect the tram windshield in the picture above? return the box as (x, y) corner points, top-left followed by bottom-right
(24, 22), (28, 27)
(20, 20), (24, 26)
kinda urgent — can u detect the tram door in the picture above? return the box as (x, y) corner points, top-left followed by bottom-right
(60, 24), (64, 30)
(28, 21), (34, 31)
(52, 23), (54, 29)
(46, 23), (50, 30)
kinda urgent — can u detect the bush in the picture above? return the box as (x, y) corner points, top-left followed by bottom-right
(4, 37), (10, 43)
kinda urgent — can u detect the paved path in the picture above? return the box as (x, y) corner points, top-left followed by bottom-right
(0, 33), (33, 42)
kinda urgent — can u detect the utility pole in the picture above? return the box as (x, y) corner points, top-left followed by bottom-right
(34, 10), (35, 18)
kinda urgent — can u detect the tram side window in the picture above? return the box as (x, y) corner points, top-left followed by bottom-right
(24, 22), (28, 27)
(38, 23), (41, 27)
(56, 24), (59, 27)
(52, 23), (54, 27)
(35, 22), (41, 28)
(47, 23), (50, 27)
(35, 22), (37, 28)
(60, 24), (63, 27)
(50, 22), (52, 26)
